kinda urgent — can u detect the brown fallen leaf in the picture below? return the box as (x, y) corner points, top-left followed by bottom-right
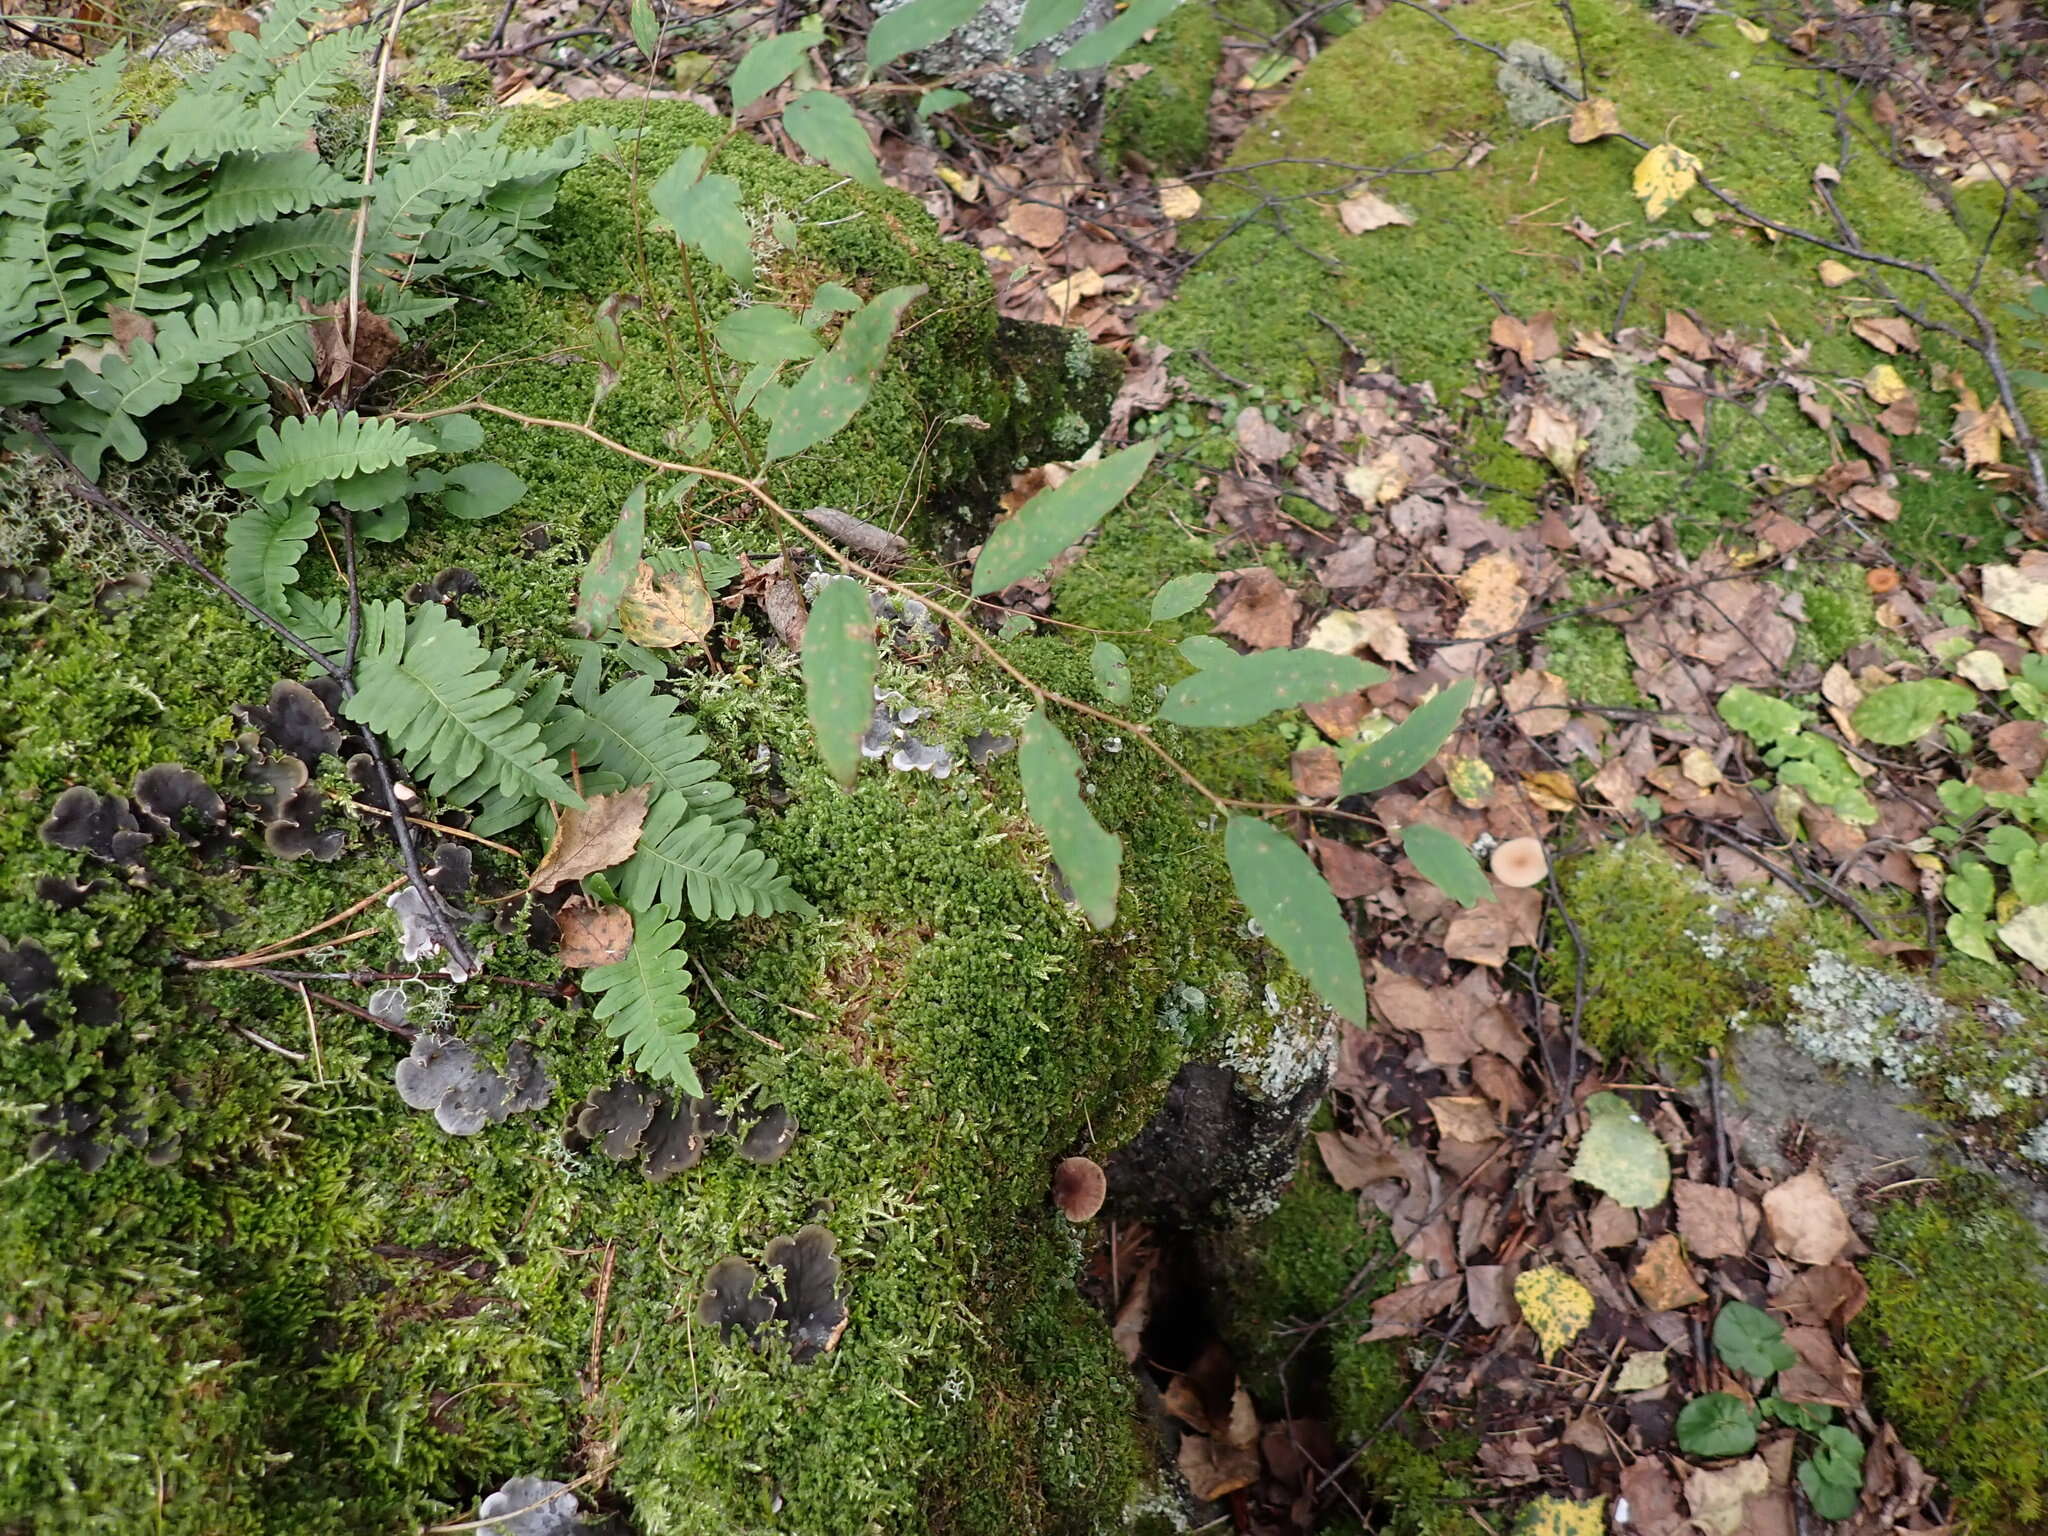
(1470, 1052), (1533, 1118)
(1761, 1168), (1858, 1265)
(1588, 1197), (1640, 1251)
(1673, 1178), (1760, 1260)
(1362, 1274), (1463, 1340)
(529, 785), (652, 894)
(1313, 836), (1387, 899)
(1452, 550), (1530, 642)
(1618, 1458), (1688, 1536)
(1568, 96), (1622, 143)
(555, 895), (634, 968)
(1851, 314), (1918, 355)
(1428, 1095), (1501, 1143)
(1465, 1263), (1519, 1329)
(1490, 311), (1560, 368)
(1631, 1232), (1707, 1311)
(1306, 607), (1412, 669)
(620, 561), (715, 647)
(1290, 747), (1342, 799)
(1177, 1431), (1260, 1501)
(1684, 1456), (1771, 1536)
(1213, 566), (1298, 650)
(1371, 961), (1477, 1066)
(1775, 1324), (1862, 1408)
(1521, 399), (1584, 478)
(1233, 405), (1293, 462)
(1502, 667), (1570, 735)
(1002, 199), (1067, 249)
(1336, 187), (1415, 233)
(1315, 1125), (1404, 1190)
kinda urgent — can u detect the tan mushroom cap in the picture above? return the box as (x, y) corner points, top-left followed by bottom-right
(1052, 1155), (1107, 1222)
(1490, 837), (1549, 888)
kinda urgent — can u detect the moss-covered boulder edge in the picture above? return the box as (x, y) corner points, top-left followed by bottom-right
(0, 101), (1329, 1534)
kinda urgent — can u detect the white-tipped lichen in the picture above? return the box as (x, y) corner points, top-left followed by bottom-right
(1785, 949), (1947, 1086)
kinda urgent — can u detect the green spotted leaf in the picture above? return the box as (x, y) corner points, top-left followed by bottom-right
(1013, 0), (1088, 51)
(648, 147), (753, 287)
(1150, 571), (1218, 621)
(1020, 711), (1122, 928)
(713, 304), (821, 365)
(630, 0), (659, 58)
(767, 285), (924, 459)
(1397, 823), (1491, 908)
(1091, 640), (1131, 705)
(972, 442), (1157, 596)
(573, 485), (646, 638)
(803, 576), (877, 787)
(869, 0), (987, 69)
(1160, 648), (1384, 728)
(1058, 0), (1181, 69)
(1340, 680), (1475, 797)
(730, 21), (821, 112)
(1570, 1092), (1670, 1209)
(1224, 816), (1366, 1024)
(782, 91), (881, 186)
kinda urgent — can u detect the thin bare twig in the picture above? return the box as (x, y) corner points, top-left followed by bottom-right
(345, 0), (409, 355)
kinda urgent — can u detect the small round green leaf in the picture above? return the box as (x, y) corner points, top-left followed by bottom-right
(1150, 571), (1219, 622)
(1850, 678), (1977, 745)
(1713, 1300), (1798, 1379)
(438, 461), (526, 520)
(1090, 640), (1131, 705)
(1675, 1393), (1760, 1458)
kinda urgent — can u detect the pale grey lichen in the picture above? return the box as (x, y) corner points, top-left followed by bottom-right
(2022, 1122), (2048, 1166)
(478, 1475), (578, 1536)
(1538, 359), (1644, 471)
(1495, 39), (1581, 128)
(1785, 950), (1947, 1086)
(1219, 1001), (1335, 1104)
(395, 1035), (553, 1136)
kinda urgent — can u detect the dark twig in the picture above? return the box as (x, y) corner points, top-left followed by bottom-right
(1704, 1046), (1731, 1187)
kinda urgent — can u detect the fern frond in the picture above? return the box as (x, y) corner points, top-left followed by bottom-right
(1, 169), (102, 330)
(582, 914), (702, 1095)
(344, 600), (583, 810)
(197, 211), (356, 313)
(223, 504), (317, 617)
(83, 177), (209, 312)
(131, 93), (309, 174)
(617, 794), (807, 923)
(193, 151), (357, 239)
(556, 650), (746, 824)
(66, 298), (303, 425)
(222, 410), (433, 502)
(32, 49), (129, 180)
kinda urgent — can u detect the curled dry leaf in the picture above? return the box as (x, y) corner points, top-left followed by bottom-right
(1157, 178), (1202, 220)
(1336, 187), (1415, 233)
(1568, 96), (1622, 142)
(1631, 1232), (1707, 1311)
(1673, 1178), (1759, 1260)
(529, 785), (652, 894)
(555, 896), (634, 968)
(620, 561), (715, 647)
(1761, 1168), (1858, 1266)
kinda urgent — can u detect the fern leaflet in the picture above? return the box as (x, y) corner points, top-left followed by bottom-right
(344, 601), (582, 810)
(617, 793), (808, 923)
(557, 650), (746, 824)
(583, 914), (702, 1094)
(222, 410), (434, 502)
(223, 504), (318, 617)
(193, 151), (357, 239)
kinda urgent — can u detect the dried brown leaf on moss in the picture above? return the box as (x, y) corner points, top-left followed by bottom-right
(556, 896), (634, 968)
(1761, 1169), (1859, 1265)
(530, 785), (652, 894)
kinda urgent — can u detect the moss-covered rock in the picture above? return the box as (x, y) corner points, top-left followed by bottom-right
(0, 103), (1249, 1536)
(1099, 2), (1222, 175)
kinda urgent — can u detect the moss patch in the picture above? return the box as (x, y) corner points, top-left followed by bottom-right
(1856, 1175), (2048, 1532)
(1100, 1), (1222, 175)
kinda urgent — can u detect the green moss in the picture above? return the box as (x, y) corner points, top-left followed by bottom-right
(1856, 1175), (2048, 1533)
(0, 106), (1238, 1534)
(1785, 562), (1879, 665)
(1146, 0), (2039, 533)
(1099, 1), (1223, 175)
(1210, 1149), (1484, 1536)
(1539, 618), (1643, 709)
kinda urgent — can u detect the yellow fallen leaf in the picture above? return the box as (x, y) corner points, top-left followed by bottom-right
(1045, 266), (1104, 318)
(1818, 258), (1858, 287)
(1954, 385), (2016, 468)
(1157, 178), (1202, 220)
(935, 164), (981, 201)
(1336, 188), (1415, 234)
(501, 83), (574, 109)
(1513, 1495), (1607, 1536)
(1515, 1266), (1594, 1362)
(1447, 755), (1495, 807)
(1731, 14), (1768, 41)
(1632, 142), (1702, 221)
(1567, 97), (1621, 143)
(1522, 771), (1578, 812)
(1864, 363), (1909, 405)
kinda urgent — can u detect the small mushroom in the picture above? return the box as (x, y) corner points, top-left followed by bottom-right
(131, 764), (225, 848)
(573, 1081), (660, 1160)
(263, 785), (345, 862)
(738, 1103), (797, 1165)
(0, 936), (58, 1040)
(477, 1474), (579, 1536)
(697, 1256), (774, 1343)
(28, 1105), (110, 1172)
(1052, 1156), (1108, 1222)
(1490, 837), (1549, 889)
(394, 1034), (549, 1136)
(35, 875), (104, 910)
(764, 1224), (848, 1363)
(425, 842), (472, 900)
(239, 680), (342, 765)
(39, 786), (152, 866)
(640, 1098), (705, 1183)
